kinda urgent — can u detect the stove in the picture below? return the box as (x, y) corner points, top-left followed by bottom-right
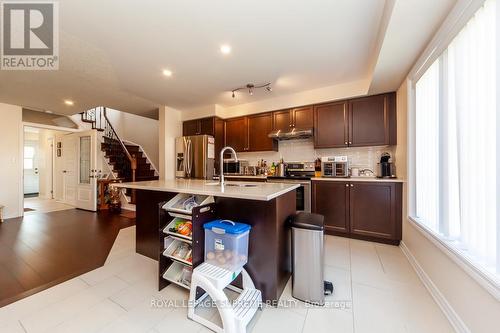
(267, 161), (314, 213)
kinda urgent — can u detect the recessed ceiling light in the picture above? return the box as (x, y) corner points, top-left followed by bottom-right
(220, 44), (231, 55)
(163, 69), (173, 77)
(45, 110), (53, 113)
(64, 100), (74, 106)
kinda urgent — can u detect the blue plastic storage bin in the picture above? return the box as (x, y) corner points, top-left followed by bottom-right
(203, 220), (251, 272)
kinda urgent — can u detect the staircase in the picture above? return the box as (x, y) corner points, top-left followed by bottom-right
(81, 107), (159, 203)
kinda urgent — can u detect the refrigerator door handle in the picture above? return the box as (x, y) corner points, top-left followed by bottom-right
(186, 139), (193, 177)
(182, 138), (188, 176)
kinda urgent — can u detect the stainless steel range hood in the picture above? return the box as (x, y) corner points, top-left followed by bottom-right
(268, 128), (313, 140)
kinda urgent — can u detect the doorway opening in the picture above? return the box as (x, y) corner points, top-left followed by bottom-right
(23, 126), (74, 215)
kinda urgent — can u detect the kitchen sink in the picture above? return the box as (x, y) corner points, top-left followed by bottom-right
(204, 182), (258, 188)
(225, 183), (258, 187)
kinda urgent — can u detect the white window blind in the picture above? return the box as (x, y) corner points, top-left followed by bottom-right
(414, 0), (498, 280)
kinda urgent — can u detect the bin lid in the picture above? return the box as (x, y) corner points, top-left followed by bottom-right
(290, 212), (324, 231)
(203, 219), (251, 234)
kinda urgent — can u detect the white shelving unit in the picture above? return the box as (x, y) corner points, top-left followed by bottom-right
(162, 261), (191, 290)
(163, 236), (193, 266)
(163, 217), (193, 241)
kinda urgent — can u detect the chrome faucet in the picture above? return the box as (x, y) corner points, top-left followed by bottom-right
(220, 146), (238, 186)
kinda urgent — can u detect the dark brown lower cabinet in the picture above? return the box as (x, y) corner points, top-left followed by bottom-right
(312, 180), (402, 245)
(312, 181), (349, 233)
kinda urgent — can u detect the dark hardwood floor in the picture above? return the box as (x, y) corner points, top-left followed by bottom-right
(0, 209), (135, 307)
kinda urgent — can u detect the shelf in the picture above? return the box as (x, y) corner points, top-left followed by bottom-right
(161, 193), (214, 215)
(162, 261), (191, 290)
(163, 217), (192, 241)
(163, 236), (193, 266)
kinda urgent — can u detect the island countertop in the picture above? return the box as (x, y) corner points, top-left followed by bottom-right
(113, 178), (299, 201)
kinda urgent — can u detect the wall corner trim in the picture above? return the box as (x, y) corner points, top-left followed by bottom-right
(400, 241), (470, 333)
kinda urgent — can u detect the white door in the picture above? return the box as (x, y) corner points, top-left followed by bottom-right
(62, 133), (77, 206)
(47, 137), (54, 199)
(24, 140), (40, 195)
(75, 130), (97, 211)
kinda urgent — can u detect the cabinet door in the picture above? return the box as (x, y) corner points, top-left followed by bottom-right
(349, 94), (390, 146)
(312, 181), (349, 233)
(183, 119), (200, 136)
(225, 117), (248, 152)
(248, 113), (277, 152)
(349, 182), (398, 240)
(273, 110), (292, 132)
(314, 102), (348, 148)
(292, 106), (313, 129)
(199, 117), (215, 136)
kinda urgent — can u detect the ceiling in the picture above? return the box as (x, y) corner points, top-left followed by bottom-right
(0, 0), (455, 119)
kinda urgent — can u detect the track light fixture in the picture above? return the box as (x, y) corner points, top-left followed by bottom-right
(231, 83), (272, 98)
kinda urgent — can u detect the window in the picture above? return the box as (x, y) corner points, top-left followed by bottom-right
(79, 136), (91, 184)
(414, 0), (499, 284)
(24, 146), (35, 170)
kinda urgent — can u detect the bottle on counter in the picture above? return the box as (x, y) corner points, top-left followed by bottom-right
(270, 162), (276, 176)
(315, 157), (322, 177)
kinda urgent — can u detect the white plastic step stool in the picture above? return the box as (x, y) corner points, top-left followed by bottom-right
(188, 263), (262, 333)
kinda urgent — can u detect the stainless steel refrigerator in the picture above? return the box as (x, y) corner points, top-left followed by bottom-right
(175, 135), (215, 179)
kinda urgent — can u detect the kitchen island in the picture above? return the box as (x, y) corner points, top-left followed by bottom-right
(113, 179), (298, 302)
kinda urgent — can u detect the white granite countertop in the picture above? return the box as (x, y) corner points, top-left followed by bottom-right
(112, 179), (299, 201)
(311, 177), (405, 183)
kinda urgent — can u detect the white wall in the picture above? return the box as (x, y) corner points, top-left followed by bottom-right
(159, 106), (182, 180)
(217, 79), (369, 118)
(104, 109), (160, 169)
(182, 79), (370, 121)
(397, 79), (500, 333)
(0, 103), (23, 219)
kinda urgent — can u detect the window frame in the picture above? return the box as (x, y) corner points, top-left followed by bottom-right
(407, 0), (500, 300)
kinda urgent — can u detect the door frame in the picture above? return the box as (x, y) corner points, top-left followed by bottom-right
(19, 123), (79, 216)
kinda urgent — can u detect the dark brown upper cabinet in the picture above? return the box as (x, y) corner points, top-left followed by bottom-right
(182, 116), (221, 137)
(349, 93), (396, 147)
(182, 119), (200, 136)
(248, 113), (278, 152)
(272, 106), (313, 131)
(224, 117), (248, 152)
(292, 106), (314, 129)
(225, 114), (278, 153)
(272, 109), (292, 132)
(314, 93), (396, 148)
(314, 101), (348, 148)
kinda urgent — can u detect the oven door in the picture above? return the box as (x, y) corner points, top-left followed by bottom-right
(267, 179), (311, 213)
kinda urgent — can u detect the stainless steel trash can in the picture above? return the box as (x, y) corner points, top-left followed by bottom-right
(290, 212), (326, 305)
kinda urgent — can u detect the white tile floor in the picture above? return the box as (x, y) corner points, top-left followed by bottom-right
(24, 197), (74, 215)
(0, 227), (454, 333)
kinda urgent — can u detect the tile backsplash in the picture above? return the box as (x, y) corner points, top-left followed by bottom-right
(237, 139), (395, 173)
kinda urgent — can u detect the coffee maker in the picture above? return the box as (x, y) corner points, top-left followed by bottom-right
(376, 152), (396, 178)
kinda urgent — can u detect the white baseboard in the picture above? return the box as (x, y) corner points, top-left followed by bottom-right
(400, 241), (470, 333)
